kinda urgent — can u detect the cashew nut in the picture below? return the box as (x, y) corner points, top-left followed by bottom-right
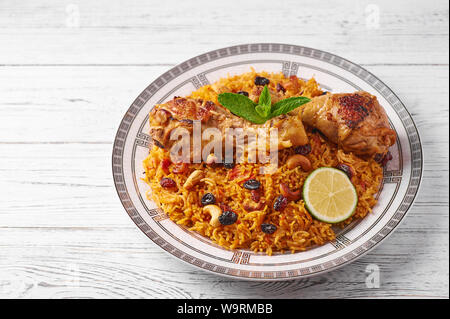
(279, 183), (302, 201)
(286, 154), (312, 171)
(183, 170), (205, 190)
(203, 205), (222, 227)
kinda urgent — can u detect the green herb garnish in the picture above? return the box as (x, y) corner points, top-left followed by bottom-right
(216, 92), (266, 124)
(255, 85), (271, 118)
(269, 96), (311, 119)
(218, 85), (311, 124)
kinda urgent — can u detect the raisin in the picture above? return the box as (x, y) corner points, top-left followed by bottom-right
(273, 195), (288, 211)
(336, 164), (353, 179)
(374, 152), (393, 166)
(387, 152), (393, 160)
(243, 179), (261, 190)
(201, 193), (216, 206)
(237, 91), (249, 97)
(294, 144), (312, 156)
(383, 152), (393, 165)
(374, 153), (383, 163)
(276, 83), (286, 93)
(254, 76), (270, 86)
(160, 177), (176, 188)
(261, 223), (277, 234)
(251, 190), (261, 202)
(219, 211), (238, 225)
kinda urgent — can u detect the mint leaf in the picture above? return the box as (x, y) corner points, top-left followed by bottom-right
(219, 89), (311, 124)
(258, 85), (271, 107)
(269, 97), (311, 119)
(255, 104), (268, 118)
(255, 86), (271, 118)
(218, 93), (267, 124)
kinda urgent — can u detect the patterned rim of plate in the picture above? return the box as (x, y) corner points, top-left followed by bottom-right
(112, 43), (423, 281)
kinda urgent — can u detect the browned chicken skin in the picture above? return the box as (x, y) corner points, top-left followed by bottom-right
(299, 91), (396, 157)
(149, 97), (309, 153)
(149, 91), (396, 161)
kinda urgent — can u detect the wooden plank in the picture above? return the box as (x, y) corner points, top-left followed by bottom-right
(0, 0), (448, 65)
(0, 227), (447, 298)
(0, 65), (448, 143)
(0, 65), (167, 143)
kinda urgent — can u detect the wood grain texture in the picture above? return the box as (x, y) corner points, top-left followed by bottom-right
(0, 0), (448, 65)
(0, 0), (448, 299)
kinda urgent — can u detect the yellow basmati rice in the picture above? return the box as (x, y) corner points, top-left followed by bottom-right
(142, 70), (383, 255)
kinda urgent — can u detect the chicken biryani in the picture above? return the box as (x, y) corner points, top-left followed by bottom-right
(142, 70), (396, 255)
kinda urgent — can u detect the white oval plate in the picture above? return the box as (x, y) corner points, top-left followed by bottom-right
(112, 44), (423, 281)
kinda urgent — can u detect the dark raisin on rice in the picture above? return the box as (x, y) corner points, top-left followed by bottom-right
(261, 223), (277, 234)
(219, 211), (238, 225)
(237, 91), (249, 97)
(276, 83), (286, 93)
(254, 76), (270, 86)
(294, 144), (312, 156)
(160, 177), (176, 188)
(273, 195), (288, 211)
(383, 152), (393, 165)
(335, 163), (353, 180)
(201, 193), (216, 206)
(374, 153), (383, 163)
(251, 190), (261, 202)
(374, 152), (393, 166)
(243, 179), (261, 190)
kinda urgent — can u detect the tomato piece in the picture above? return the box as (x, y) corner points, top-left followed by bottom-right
(160, 158), (171, 174)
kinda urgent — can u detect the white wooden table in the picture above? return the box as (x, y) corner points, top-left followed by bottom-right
(0, 0), (448, 299)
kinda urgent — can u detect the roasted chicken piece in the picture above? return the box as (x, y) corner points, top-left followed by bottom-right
(298, 91), (396, 157)
(148, 97), (309, 154)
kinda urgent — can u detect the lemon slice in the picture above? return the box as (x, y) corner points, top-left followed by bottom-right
(303, 167), (358, 223)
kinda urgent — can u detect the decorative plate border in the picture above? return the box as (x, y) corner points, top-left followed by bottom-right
(112, 43), (423, 280)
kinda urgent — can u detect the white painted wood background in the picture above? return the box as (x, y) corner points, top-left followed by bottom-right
(0, 0), (448, 299)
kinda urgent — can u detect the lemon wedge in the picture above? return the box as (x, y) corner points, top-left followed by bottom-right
(303, 167), (358, 223)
